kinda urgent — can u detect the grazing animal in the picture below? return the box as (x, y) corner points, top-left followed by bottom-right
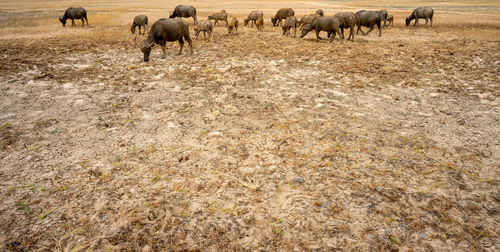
(378, 10), (388, 27)
(244, 10), (264, 28)
(59, 7), (88, 27)
(300, 16), (342, 43)
(194, 20), (214, 42)
(355, 10), (382, 37)
(256, 16), (264, 31)
(298, 14), (319, 30)
(227, 17), (239, 35)
(282, 16), (298, 37)
(136, 18), (192, 62)
(316, 9), (324, 17)
(271, 8), (295, 27)
(169, 5), (198, 25)
(334, 12), (356, 42)
(131, 15), (148, 35)
(208, 10), (228, 27)
(406, 7), (434, 27)
(386, 14), (394, 26)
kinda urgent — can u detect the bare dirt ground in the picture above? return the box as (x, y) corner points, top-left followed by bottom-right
(0, 0), (499, 251)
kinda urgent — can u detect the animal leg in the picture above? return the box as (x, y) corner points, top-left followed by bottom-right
(414, 19), (418, 27)
(195, 31), (200, 40)
(377, 23), (382, 37)
(430, 17), (433, 27)
(329, 31), (335, 43)
(226, 19), (228, 27)
(72, 19), (75, 27)
(340, 27), (345, 40)
(139, 26), (141, 35)
(364, 25), (374, 35)
(425, 18), (428, 27)
(350, 27), (355, 41)
(293, 26), (296, 38)
(161, 42), (167, 59)
(177, 37), (184, 55)
(185, 35), (193, 54)
(315, 30), (321, 42)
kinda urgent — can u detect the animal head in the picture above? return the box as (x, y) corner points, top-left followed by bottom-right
(244, 18), (250, 26)
(208, 15), (214, 20)
(405, 17), (411, 26)
(58, 17), (66, 26)
(271, 17), (278, 27)
(300, 24), (313, 38)
(140, 40), (154, 62)
(130, 25), (135, 34)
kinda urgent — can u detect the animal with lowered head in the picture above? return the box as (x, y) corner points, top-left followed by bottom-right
(271, 8), (295, 27)
(59, 7), (88, 27)
(282, 16), (298, 37)
(406, 7), (434, 27)
(131, 15), (148, 35)
(300, 16), (342, 43)
(169, 5), (198, 25)
(136, 18), (193, 62)
(244, 10), (264, 28)
(194, 20), (214, 42)
(208, 10), (228, 27)
(227, 17), (239, 35)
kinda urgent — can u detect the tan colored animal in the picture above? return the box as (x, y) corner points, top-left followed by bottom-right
(256, 16), (264, 31)
(271, 8), (295, 27)
(244, 10), (264, 28)
(228, 17), (239, 35)
(386, 14), (394, 26)
(208, 10), (228, 27)
(194, 20), (214, 41)
(298, 14), (319, 30)
(282, 16), (297, 37)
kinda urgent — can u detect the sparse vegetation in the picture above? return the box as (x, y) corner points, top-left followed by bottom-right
(0, 0), (498, 251)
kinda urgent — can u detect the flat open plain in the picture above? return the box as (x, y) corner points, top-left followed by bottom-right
(0, 0), (499, 250)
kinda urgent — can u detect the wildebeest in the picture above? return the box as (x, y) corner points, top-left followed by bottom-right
(316, 9), (324, 17)
(131, 15), (148, 35)
(271, 8), (295, 27)
(282, 16), (298, 37)
(136, 18), (193, 62)
(300, 16), (342, 43)
(194, 20), (214, 42)
(169, 5), (198, 25)
(378, 10), (388, 27)
(228, 17), (239, 35)
(355, 10), (382, 37)
(208, 10), (228, 27)
(59, 7), (88, 27)
(406, 7), (434, 27)
(386, 14), (394, 26)
(244, 10), (264, 28)
(334, 12), (356, 42)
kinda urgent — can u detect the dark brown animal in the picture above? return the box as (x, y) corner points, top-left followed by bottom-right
(282, 16), (297, 37)
(136, 18), (192, 62)
(131, 15), (148, 35)
(59, 7), (88, 27)
(244, 10), (264, 28)
(300, 16), (342, 43)
(271, 8), (295, 27)
(334, 12), (356, 41)
(208, 10), (228, 27)
(406, 7), (434, 27)
(316, 9), (324, 17)
(228, 17), (239, 35)
(355, 10), (382, 37)
(194, 20), (214, 42)
(169, 5), (198, 25)
(386, 14), (394, 26)
(378, 10), (388, 27)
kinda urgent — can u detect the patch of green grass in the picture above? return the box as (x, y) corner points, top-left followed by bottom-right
(37, 210), (53, 221)
(15, 200), (29, 213)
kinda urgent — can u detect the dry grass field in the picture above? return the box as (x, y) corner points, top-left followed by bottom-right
(0, 0), (499, 250)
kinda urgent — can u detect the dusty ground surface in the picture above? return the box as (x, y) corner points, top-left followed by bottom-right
(0, 0), (499, 251)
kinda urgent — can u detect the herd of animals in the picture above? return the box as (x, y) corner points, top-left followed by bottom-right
(58, 5), (435, 61)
